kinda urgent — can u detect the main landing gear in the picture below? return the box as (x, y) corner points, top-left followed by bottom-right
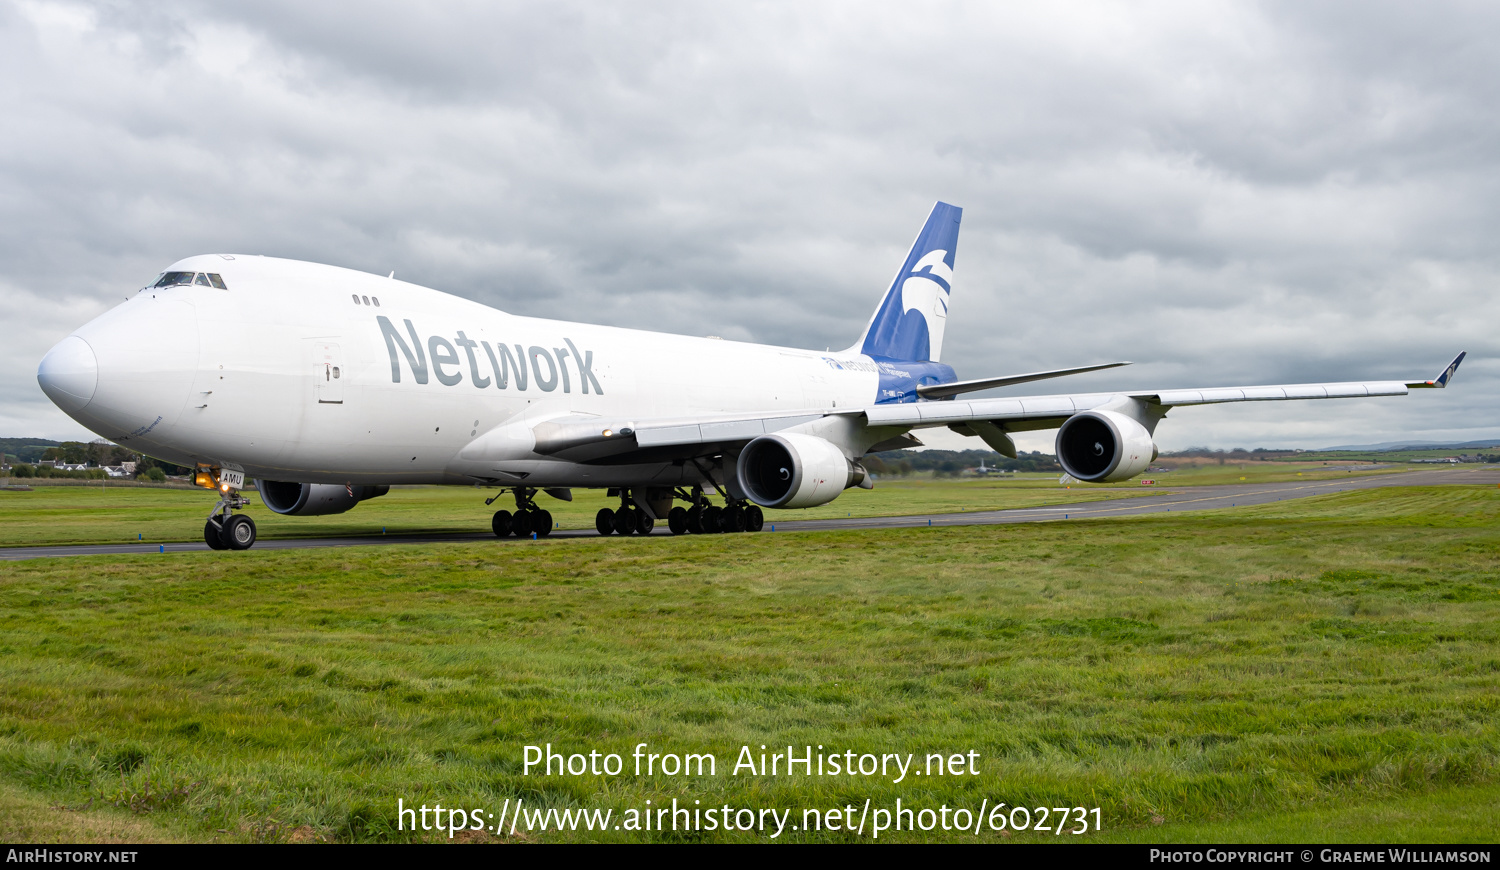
(488, 487), (554, 539)
(201, 469), (256, 550)
(594, 490), (656, 537)
(595, 486), (764, 537)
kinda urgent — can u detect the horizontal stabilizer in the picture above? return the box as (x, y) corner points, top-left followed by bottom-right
(1406, 351), (1466, 389)
(915, 361), (1131, 399)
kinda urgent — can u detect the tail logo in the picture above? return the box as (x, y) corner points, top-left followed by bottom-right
(900, 249), (953, 327)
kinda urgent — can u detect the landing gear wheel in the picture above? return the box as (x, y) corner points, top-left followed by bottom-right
(635, 510), (655, 536)
(721, 504), (746, 533)
(686, 506), (704, 534)
(511, 509), (533, 538)
(533, 509), (553, 537)
(491, 509), (514, 538)
(745, 505), (764, 532)
(667, 506), (688, 535)
(204, 519), (228, 550)
(702, 505), (723, 534)
(222, 514), (257, 550)
(596, 508), (616, 536)
(614, 506), (636, 535)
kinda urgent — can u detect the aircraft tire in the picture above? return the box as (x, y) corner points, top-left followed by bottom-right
(667, 506), (688, 535)
(686, 506), (704, 534)
(745, 505), (764, 532)
(222, 514), (257, 550)
(595, 508), (615, 535)
(613, 506), (635, 535)
(204, 519), (228, 550)
(533, 509), (554, 537)
(511, 509), (532, 537)
(721, 504), (746, 533)
(702, 506), (723, 534)
(635, 510), (654, 536)
(491, 509), (514, 538)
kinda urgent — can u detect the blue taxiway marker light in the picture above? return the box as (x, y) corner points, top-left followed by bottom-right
(531, 532), (537, 540)
(138, 533), (142, 541)
(770, 524), (774, 531)
(158, 545), (164, 553)
(928, 518), (932, 526)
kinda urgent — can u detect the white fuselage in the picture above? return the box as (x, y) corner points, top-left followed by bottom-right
(54, 255), (883, 487)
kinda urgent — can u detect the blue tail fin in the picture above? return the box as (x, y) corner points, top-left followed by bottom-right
(856, 201), (962, 362)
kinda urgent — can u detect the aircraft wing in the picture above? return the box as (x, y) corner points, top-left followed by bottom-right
(517, 353), (1464, 463)
(871, 379), (1412, 432)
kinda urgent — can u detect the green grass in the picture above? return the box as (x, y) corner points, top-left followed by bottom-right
(0, 479), (1155, 547)
(1128, 460), (1409, 487)
(0, 484), (1496, 842)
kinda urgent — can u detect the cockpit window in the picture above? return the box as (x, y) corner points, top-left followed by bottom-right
(154, 271), (197, 287)
(152, 271), (229, 289)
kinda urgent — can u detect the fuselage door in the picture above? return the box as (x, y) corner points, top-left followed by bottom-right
(314, 341), (344, 404)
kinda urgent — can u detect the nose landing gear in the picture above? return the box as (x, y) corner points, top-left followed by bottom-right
(200, 467), (256, 550)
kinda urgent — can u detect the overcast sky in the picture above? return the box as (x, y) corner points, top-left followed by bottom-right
(5, 1), (1498, 452)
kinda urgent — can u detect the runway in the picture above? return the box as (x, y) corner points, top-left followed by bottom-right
(3, 466), (1496, 561)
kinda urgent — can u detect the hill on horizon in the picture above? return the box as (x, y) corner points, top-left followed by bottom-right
(1321, 438), (1500, 451)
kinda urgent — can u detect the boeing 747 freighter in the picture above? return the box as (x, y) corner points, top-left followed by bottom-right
(36, 203), (1464, 549)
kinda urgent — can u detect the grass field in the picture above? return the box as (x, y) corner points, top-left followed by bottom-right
(0, 483), (1496, 842)
(0, 460), (1406, 548)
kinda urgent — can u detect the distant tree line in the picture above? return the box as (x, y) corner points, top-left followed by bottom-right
(4, 438), (192, 481)
(0, 438), (61, 465)
(863, 449), (1061, 477)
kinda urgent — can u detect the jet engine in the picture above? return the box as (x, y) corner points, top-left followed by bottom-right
(737, 433), (867, 509)
(1055, 410), (1156, 483)
(257, 481), (390, 516)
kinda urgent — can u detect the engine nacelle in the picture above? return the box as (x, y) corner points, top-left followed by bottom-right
(737, 433), (865, 509)
(1055, 410), (1156, 483)
(257, 481), (390, 516)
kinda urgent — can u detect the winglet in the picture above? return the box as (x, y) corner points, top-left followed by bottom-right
(1407, 351), (1466, 389)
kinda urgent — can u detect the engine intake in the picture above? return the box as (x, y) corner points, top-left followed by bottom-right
(257, 481), (390, 516)
(736, 433), (864, 509)
(1055, 410), (1155, 483)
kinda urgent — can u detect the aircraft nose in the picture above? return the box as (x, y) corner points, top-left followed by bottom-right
(37, 335), (99, 413)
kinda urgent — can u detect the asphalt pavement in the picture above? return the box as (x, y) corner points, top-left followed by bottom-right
(3, 466), (1496, 561)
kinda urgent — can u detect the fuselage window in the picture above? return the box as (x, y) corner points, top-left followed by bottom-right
(352, 294), (361, 305)
(194, 273), (211, 286)
(371, 297), (380, 307)
(208, 273), (228, 290)
(361, 295), (370, 305)
(154, 272), (196, 287)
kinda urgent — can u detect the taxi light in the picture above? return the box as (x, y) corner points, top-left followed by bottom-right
(194, 471), (216, 489)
